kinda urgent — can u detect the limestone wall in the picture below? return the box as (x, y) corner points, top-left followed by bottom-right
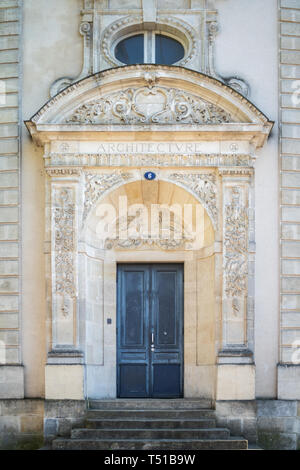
(0, 0), (22, 397)
(278, 0), (300, 398)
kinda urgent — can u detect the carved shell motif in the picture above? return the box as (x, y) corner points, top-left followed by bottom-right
(66, 86), (233, 125)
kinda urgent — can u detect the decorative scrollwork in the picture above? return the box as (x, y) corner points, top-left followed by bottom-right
(83, 172), (133, 223)
(167, 173), (218, 229)
(66, 86), (233, 125)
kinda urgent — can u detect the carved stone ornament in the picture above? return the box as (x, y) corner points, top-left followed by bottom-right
(83, 172), (133, 223)
(224, 187), (248, 298)
(105, 213), (196, 251)
(66, 86), (233, 125)
(54, 188), (76, 303)
(167, 173), (218, 229)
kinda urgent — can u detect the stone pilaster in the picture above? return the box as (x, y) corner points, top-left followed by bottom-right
(217, 169), (255, 400)
(45, 170), (84, 400)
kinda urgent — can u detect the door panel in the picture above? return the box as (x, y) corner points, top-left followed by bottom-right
(118, 266), (149, 398)
(117, 264), (183, 398)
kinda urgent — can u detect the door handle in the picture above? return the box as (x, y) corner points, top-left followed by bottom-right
(151, 330), (155, 352)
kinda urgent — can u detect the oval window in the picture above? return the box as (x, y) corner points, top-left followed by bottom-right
(155, 34), (184, 65)
(115, 34), (144, 65)
(114, 32), (184, 65)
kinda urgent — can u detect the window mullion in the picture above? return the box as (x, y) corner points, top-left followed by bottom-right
(144, 31), (153, 63)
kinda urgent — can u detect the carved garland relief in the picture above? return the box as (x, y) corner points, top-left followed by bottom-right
(224, 186), (248, 298)
(53, 187), (76, 318)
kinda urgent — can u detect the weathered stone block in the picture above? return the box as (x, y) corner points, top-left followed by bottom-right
(0, 63), (18, 79)
(0, 139), (18, 155)
(282, 241), (300, 258)
(0, 260), (18, 275)
(282, 138), (300, 154)
(281, 65), (300, 79)
(227, 418), (242, 436)
(0, 294), (18, 310)
(0, 125), (18, 139)
(0, 156), (18, 171)
(44, 400), (86, 419)
(278, 294), (300, 312)
(282, 189), (300, 205)
(278, 366), (300, 400)
(242, 418), (257, 437)
(44, 418), (57, 437)
(282, 172), (300, 188)
(258, 431), (297, 451)
(0, 313), (18, 329)
(281, 36), (300, 50)
(0, 22), (19, 37)
(0, 49), (18, 64)
(282, 207), (300, 223)
(216, 365), (255, 401)
(20, 415), (43, 433)
(281, 8), (300, 22)
(45, 366), (85, 400)
(0, 242), (19, 257)
(257, 399), (297, 417)
(0, 367), (23, 398)
(0, 190), (18, 205)
(216, 400), (257, 418)
(0, 7), (19, 23)
(57, 418), (72, 437)
(258, 417), (296, 433)
(0, 416), (19, 433)
(282, 223), (300, 240)
(281, 50), (300, 65)
(0, 207), (18, 223)
(0, 108), (18, 123)
(0, 172), (18, 187)
(281, 22), (300, 37)
(0, 36), (18, 50)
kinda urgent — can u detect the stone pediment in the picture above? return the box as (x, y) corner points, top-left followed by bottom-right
(65, 86), (234, 125)
(26, 65), (273, 149)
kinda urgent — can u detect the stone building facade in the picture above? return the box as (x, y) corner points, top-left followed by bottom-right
(0, 0), (300, 450)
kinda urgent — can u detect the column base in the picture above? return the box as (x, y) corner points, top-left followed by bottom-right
(277, 364), (300, 399)
(0, 365), (24, 399)
(45, 364), (84, 400)
(216, 364), (255, 400)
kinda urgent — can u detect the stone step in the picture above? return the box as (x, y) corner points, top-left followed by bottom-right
(86, 409), (215, 420)
(85, 418), (217, 429)
(52, 437), (248, 451)
(71, 428), (230, 440)
(88, 399), (211, 410)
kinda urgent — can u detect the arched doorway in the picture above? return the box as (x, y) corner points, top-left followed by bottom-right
(81, 179), (216, 399)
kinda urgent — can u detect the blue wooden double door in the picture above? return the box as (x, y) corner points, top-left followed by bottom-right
(117, 264), (184, 398)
